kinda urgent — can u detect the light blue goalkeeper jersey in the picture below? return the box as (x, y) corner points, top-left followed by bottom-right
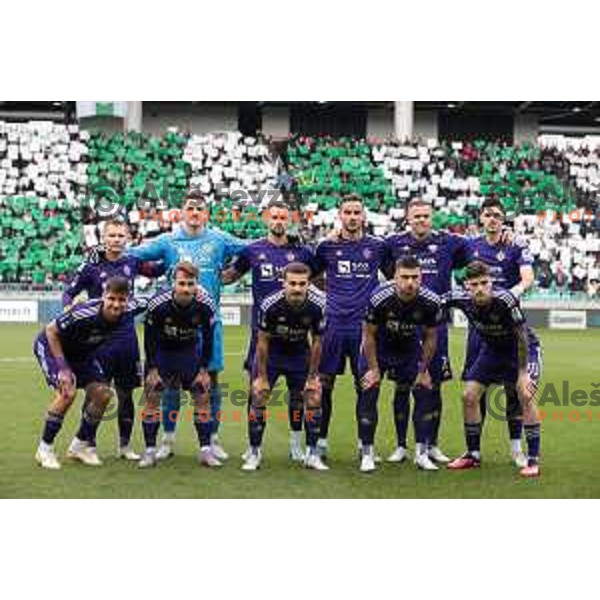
(128, 225), (245, 315)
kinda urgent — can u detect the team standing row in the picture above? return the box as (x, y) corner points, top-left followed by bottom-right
(33, 193), (542, 477)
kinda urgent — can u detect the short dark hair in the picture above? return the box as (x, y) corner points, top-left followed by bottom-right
(174, 261), (199, 280)
(104, 276), (130, 296)
(395, 255), (421, 271)
(407, 197), (432, 212)
(183, 189), (207, 207)
(480, 197), (505, 215)
(339, 193), (363, 209)
(284, 261), (311, 279)
(465, 261), (491, 280)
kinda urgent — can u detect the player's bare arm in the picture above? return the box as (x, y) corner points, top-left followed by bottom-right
(361, 322), (380, 389)
(415, 325), (437, 389)
(45, 321), (76, 399)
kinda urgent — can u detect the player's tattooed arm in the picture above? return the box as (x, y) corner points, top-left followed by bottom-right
(516, 324), (535, 403)
(416, 326), (437, 389)
(221, 266), (242, 285)
(361, 322), (380, 389)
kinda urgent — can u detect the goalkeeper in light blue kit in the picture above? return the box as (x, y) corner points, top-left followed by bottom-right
(129, 192), (245, 460)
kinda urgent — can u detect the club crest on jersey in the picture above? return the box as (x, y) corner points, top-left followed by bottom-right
(428, 245), (438, 254)
(258, 253), (267, 261)
(413, 310), (423, 320)
(491, 313), (501, 323)
(362, 248), (373, 259)
(123, 265), (131, 277)
(496, 251), (505, 261)
(100, 271), (108, 279)
(286, 252), (296, 261)
(336, 250), (343, 257)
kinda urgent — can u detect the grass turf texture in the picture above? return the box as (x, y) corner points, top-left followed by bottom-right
(1, 324), (598, 498)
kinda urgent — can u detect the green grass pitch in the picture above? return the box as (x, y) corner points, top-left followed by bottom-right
(0, 324), (598, 498)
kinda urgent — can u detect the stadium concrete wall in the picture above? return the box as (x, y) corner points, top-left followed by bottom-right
(142, 101), (240, 134)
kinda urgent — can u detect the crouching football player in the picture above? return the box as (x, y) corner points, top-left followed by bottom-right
(33, 277), (148, 469)
(445, 261), (542, 477)
(242, 262), (327, 471)
(138, 262), (218, 469)
(357, 256), (443, 473)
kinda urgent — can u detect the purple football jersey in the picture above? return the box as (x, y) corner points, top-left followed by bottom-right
(62, 254), (163, 307)
(232, 239), (316, 328)
(365, 282), (443, 358)
(53, 297), (148, 361)
(385, 231), (472, 295)
(469, 236), (533, 290)
(258, 287), (326, 358)
(314, 235), (388, 330)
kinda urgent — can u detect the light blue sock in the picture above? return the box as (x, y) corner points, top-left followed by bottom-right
(210, 385), (222, 436)
(162, 388), (181, 435)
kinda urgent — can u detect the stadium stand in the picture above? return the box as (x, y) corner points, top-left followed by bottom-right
(0, 122), (86, 287)
(1, 122), (599, 297)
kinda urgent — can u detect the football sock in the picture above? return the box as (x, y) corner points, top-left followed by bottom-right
(505, 385), (523, 444)
(392, 386), (410, 448)
(524, 423), (541, 461)
(304, 407), (322, 450)
(319, 386), (333, 439)
(41, 410), (64, 445)
(413, 386), (436, 446)
(75, 405), (101, 445)
(464, 421), (482, 456)
(117, 387), (135, 448)
(193, 415), (212, 448)
(288, 391), (304, 433)
(209, 384), (222, 436)
(357, 386), (379, 446)
(430, 387), (443, 445)
(142, 410), (161, 449)
(248, 404), (266, 448)
(161, 388), (181, 434)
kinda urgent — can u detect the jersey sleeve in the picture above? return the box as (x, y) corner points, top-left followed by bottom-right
(450, 234), (474, 270)
(499, 291), (526, 327)
(128, 234), (169, 262)
(514, 241), (534, 267)
(257, 302), (273, 334)
(229, 245), (252, 276)
(137, 259), (167, 279)
(364, 294), (383, 326)
(312, 242), (327, 277)
(143, 306), (160, 369)
(55, 310), (76, 335)
(62, 263), (92, 308)
(221, 230), (247, 263)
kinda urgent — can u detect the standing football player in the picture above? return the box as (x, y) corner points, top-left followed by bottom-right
(62, 219), (164, 460)
(138, 262), (218, 468)
(221, 200), (316, 460)
(466, 198), (535, 467)
(34, 277), (148, 469)
(384, 198), (472, 465)
(313, 194), (389, 461)
(129, 191), (245, 461)
(445, 261), (542, 478)
(358, 256), (443, 472)
(242, 262), (327, 471)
